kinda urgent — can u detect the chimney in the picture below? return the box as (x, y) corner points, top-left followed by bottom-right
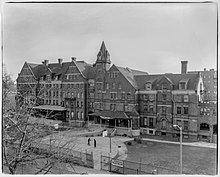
(43, 60), (49, 66)
(181, 61), (188, 74)
(204, 68), (206, 71)
(58, 58), (63, 64)
(71, 57), (76, 62)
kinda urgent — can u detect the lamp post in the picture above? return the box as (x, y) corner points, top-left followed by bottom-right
(173, 124), (182, 174)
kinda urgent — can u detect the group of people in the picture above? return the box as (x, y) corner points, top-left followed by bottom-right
(87, 138), (96, 148)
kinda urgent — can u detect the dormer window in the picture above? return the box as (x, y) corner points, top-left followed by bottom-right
(162, 83), (168, 90)
(145, 83), (152, 90)
(179, 78), (189, 90)
(179, 82), (186, 90)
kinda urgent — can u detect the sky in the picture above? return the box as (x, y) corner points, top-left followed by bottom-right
(3, 2), (217, 80)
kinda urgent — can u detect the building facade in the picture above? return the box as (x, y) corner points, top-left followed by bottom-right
(188, 68), (217, 103)
(135, 69), (204, 140)
(17, 41), (216, 141)
(198, 102), (217, 143)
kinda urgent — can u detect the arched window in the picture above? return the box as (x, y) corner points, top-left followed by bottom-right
(71, 111), (74, 119)
(81, 112), (84, 120)
(200, 123), (210, 131)
(77, 111), (80, 119)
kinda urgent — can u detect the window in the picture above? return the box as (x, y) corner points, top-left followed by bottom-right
(149, 118), (153, 127)
(121, 92), (125, 99)
(56, 100), (58, 105)
(145, 83), (152, 90)
(81, 93), (84, 99)
(179, 82), (186, 90)
(127, 93), (132, 100)
(200, 123), (210, 131)
(77, 111), (80, 119)
(213, 124), (217, 134)
(162, 120), (166, 129)
(81, 101), (83, 107)
(110, 104), (116, 111)
(106, 83), (109, 89)
(177, 106), (181, 114)
(183, 95), (189, 102)
(177, 120), (181, 127)
(110, 92), (117, 99)
(162, 94), (167, 101)
(183, 107), (188, 114)
(118, 83), (122, 90)
(162, 106), (166, 114)
(112, 83), (116, 89)
(162, 83), (168, 90)
(200, 108), (204, 115)
(144, 118), (147, 126)
(149, 105), (154, 113)
(81, 112), (84, 120)
(213, 109), (216, 116)
(97, 92), (102, 99)
(114, 72), (119, 78)
(184, 121), (188, 130)
(143, 103), (148, 111)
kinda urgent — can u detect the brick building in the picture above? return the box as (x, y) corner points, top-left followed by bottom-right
(17, 41), (215, 140)
(135, 61), (205, 140)
(188, 68), (217, 103)
(198, 102), (217, 143)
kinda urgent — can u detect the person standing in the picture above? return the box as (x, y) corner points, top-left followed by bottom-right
(88, 138), (91, 146)
(94, 139), (96, 148)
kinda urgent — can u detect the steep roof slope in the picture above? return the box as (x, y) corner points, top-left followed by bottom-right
(116, 66), (148, 89)
(135, 73), (200, 90)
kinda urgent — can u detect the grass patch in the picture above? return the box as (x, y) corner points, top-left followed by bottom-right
(125, 140), (217, 175)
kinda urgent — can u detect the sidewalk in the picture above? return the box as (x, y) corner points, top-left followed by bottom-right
(141, 137), (217, 148)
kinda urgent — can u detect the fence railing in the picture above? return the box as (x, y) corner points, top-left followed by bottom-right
(30, 141), (94, 168)
(100, 155), (179, 175)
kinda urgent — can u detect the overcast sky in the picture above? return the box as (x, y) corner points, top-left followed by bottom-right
(3, 2), (217, 80)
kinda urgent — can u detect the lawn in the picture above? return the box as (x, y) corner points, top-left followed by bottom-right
(125, 140), (217, 175)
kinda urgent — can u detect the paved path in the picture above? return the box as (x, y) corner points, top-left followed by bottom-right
(41, 130), (216, 173)
(141, 138), (217, 149)
(42, 134), (129, 170)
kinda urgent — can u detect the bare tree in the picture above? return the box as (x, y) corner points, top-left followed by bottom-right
(2, 67), (79, 174)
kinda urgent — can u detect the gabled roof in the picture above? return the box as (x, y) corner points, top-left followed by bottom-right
(23, 60), (94, 80)
(116, 65), (148, 89)
(135, 73), (200, 90)
(75, 61), (92, 78)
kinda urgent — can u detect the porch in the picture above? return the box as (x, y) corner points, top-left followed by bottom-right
(88, 110), (140, 137)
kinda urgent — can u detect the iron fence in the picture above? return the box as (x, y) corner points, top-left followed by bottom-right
(30, 142), (94, 168)
(101, 155), (179, 175)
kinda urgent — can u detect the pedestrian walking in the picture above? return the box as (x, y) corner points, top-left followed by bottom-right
(94, 139), (96, 148)
(88, 138), (91, 146)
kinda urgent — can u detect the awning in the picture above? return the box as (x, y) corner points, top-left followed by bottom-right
(89, 110), (131, 119)
(32, 105), (66, 111)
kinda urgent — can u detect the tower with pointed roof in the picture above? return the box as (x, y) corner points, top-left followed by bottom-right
(95, 41), (111, 71)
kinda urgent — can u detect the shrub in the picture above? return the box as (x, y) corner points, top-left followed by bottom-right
(137, 139), (142, 144)
(127, 141), (132, 146)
